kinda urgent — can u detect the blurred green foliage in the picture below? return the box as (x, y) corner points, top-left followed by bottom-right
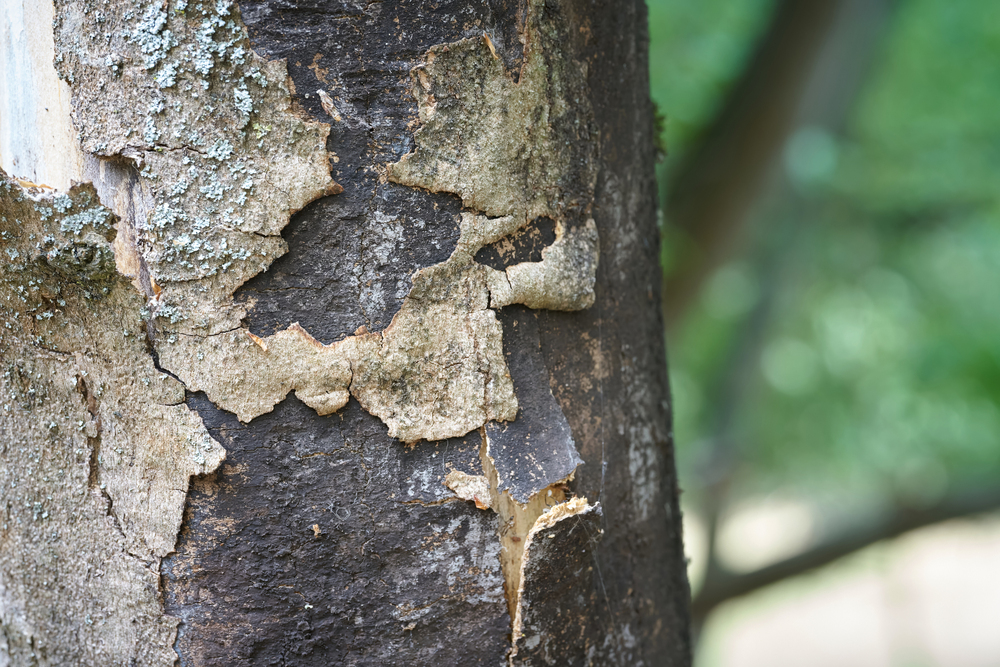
(650, 0), (1000, 505)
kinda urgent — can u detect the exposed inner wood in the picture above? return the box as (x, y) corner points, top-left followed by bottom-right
(479, 430), (569, 619)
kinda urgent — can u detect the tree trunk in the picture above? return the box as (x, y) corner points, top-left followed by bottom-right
(0, 0), (690, 665)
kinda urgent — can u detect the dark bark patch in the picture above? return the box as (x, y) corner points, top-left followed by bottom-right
(512, 501), (604, 665)
(166, 394), (509, 666)
(485, 306), (582, 504)
(474, 216), (556, 271)
(236, 183), (464, 342)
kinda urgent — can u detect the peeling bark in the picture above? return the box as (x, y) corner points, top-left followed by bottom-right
(0, 176), (224, 665)
(1, 0), (690, 664)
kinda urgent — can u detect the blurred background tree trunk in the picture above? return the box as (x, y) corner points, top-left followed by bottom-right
(653, 0), (1000, 653)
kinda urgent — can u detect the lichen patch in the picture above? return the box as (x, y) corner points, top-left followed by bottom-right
(488, 218), (600, 311)
(386, 20), (597, 223)
(0, 172), (225, 664)
(52, 0), (338, 335)
(159, 205), (594, 443)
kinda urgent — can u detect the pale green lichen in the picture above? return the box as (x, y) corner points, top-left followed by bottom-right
(0, 170), (225, 665)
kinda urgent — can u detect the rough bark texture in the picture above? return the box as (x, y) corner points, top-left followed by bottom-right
(0, 178), (225, 666)
(0, 0), (690, 665)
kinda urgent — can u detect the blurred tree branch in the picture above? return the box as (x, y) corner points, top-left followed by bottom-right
(691, 209), (791, 636)
(692, 487), (1000, 625)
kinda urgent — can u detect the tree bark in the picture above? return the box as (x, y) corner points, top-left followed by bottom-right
(0, 1), (689, 665)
